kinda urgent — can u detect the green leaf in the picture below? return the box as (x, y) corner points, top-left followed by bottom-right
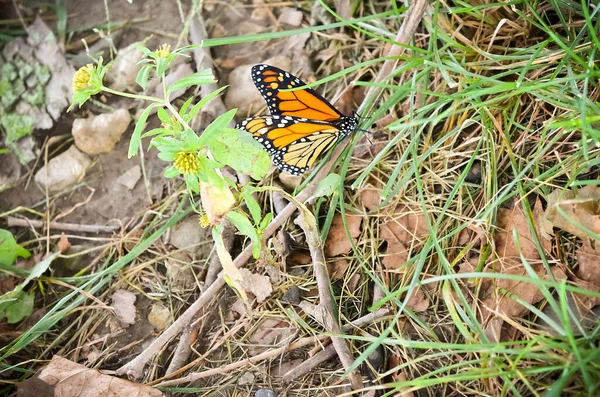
(134, 44), (153, 56)
(0, 229), (30, 267)
(313, 173), (341, 199)
(197, 109), (237, 146)
(179, 97), (194, 116)
(226, 211), (261, 259)
(156, 107), (171, 124)
(128, 104), (156, 158)
(171, 43), (203, 55)
(209, 128), (270, 180)
(135, 64), (153, 90)
(22, 252), (59, 286)
(185, 173), (200, 193)
(156, 58), (170, 76)
(141, 127), (171, 139)
(259, 213), (273, 231)
(187, 86), (228, 119)
(0, 251), (58, 323)
(164, 166), (179, 178)
(0, 290), (34, 324)
(242, 193), (262, 225)
(168, 70), (216, 94)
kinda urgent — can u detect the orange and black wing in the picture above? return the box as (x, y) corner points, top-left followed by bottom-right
(252, 64), (344, 122)
(237, 115), (344, 175)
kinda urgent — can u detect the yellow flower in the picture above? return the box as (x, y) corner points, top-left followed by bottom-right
(156, 44), (171, 59)
(73, 64), (93, 92)
(198, 214), (210, 228)
(173, 151), (199, 175)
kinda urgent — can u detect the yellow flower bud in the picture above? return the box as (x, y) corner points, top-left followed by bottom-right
(73, 64), (93, 93)
(173, 151), (199, 175)
(156, 44), (171, 59)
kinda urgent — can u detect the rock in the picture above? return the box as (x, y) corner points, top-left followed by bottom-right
(237, 371), (255, 386)
(0, 153), (21, 192)
(169, 216), (208, 254)
(106, 42), (145, 91)
(255, 389), (275, 397)
(278, 172), (302, 190)
(72, 109), (131, 154)
(110, 290), (136, 326)
(225, 56), (291, 117)
(278, 7), (303, 27)
(27, 18), (74, 122)
(116, 165), (141, 190)
(34, 145), (91, 193)
(148, 302), (171, 331)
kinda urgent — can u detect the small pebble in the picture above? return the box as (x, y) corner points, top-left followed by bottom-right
(255, 389), (275, 397)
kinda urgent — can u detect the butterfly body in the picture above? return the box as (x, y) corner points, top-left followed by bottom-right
(235, 64), (358, 175)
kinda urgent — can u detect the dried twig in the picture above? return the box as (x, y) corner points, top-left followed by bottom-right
(6, 216), (119, 234)
(155, 309), (389, 387)
(283, 308), (390, 383)
(295, 211), (363, 390)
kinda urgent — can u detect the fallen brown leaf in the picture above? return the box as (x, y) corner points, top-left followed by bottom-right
(576, 239), (600, 287)
(482, 263), (566, 341)
(57, 233), (70, 254)
(248, 318), (296, 356)
(17, 356), (163, 397)
(541, 185), (600, 240)
(324, 213), (362, 257)
(359, 187), (382, 210)
(238, 268), (273, 303)
(379, 205), (429, 269)
(327, 259), (349, 281)
(406, 287), (429, 312)
(495, 198), (551, 264)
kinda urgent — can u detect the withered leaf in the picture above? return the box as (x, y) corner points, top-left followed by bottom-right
(482, 263), (566, 341)
(327, 259), (349, 281)
(542, 185), (600, 240)
(248, 318), (296, 356)
(576, 239), (600, 287)
(379, 205), (429, 269)
(17, 356), (163, 397)
(406, 287), (429, 312)
(324, 213), (362, 257)
(238, 268), (273, 303)
(495, 198), (551, 264)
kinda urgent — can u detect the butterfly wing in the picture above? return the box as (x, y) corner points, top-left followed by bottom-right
(237, 115), (345, 175)
(252, 64), (344, 122)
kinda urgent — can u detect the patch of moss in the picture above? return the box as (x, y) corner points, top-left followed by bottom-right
(22, 85), (45, 106)
(1, 113), (34, 144)
(34, 64), (51, 85)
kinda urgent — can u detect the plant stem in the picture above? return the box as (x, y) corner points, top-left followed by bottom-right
(100, 86), (162, 103)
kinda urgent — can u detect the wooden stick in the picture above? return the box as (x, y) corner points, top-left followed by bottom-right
(6, 216), (119, 234)
(155, 309), (389, 387)
(295, 211), (363, 390)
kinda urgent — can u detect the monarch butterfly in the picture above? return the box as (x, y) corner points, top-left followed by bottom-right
(236, 64), (359, 176)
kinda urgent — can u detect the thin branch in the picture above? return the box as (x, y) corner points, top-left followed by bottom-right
(155, 309), (389, 387)
(6, 216), (119, 234)
(295, 211), (363, 390)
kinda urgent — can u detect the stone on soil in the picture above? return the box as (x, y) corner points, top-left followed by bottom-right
(72, 109), (131, 154)
(34, 145), (91, 193)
